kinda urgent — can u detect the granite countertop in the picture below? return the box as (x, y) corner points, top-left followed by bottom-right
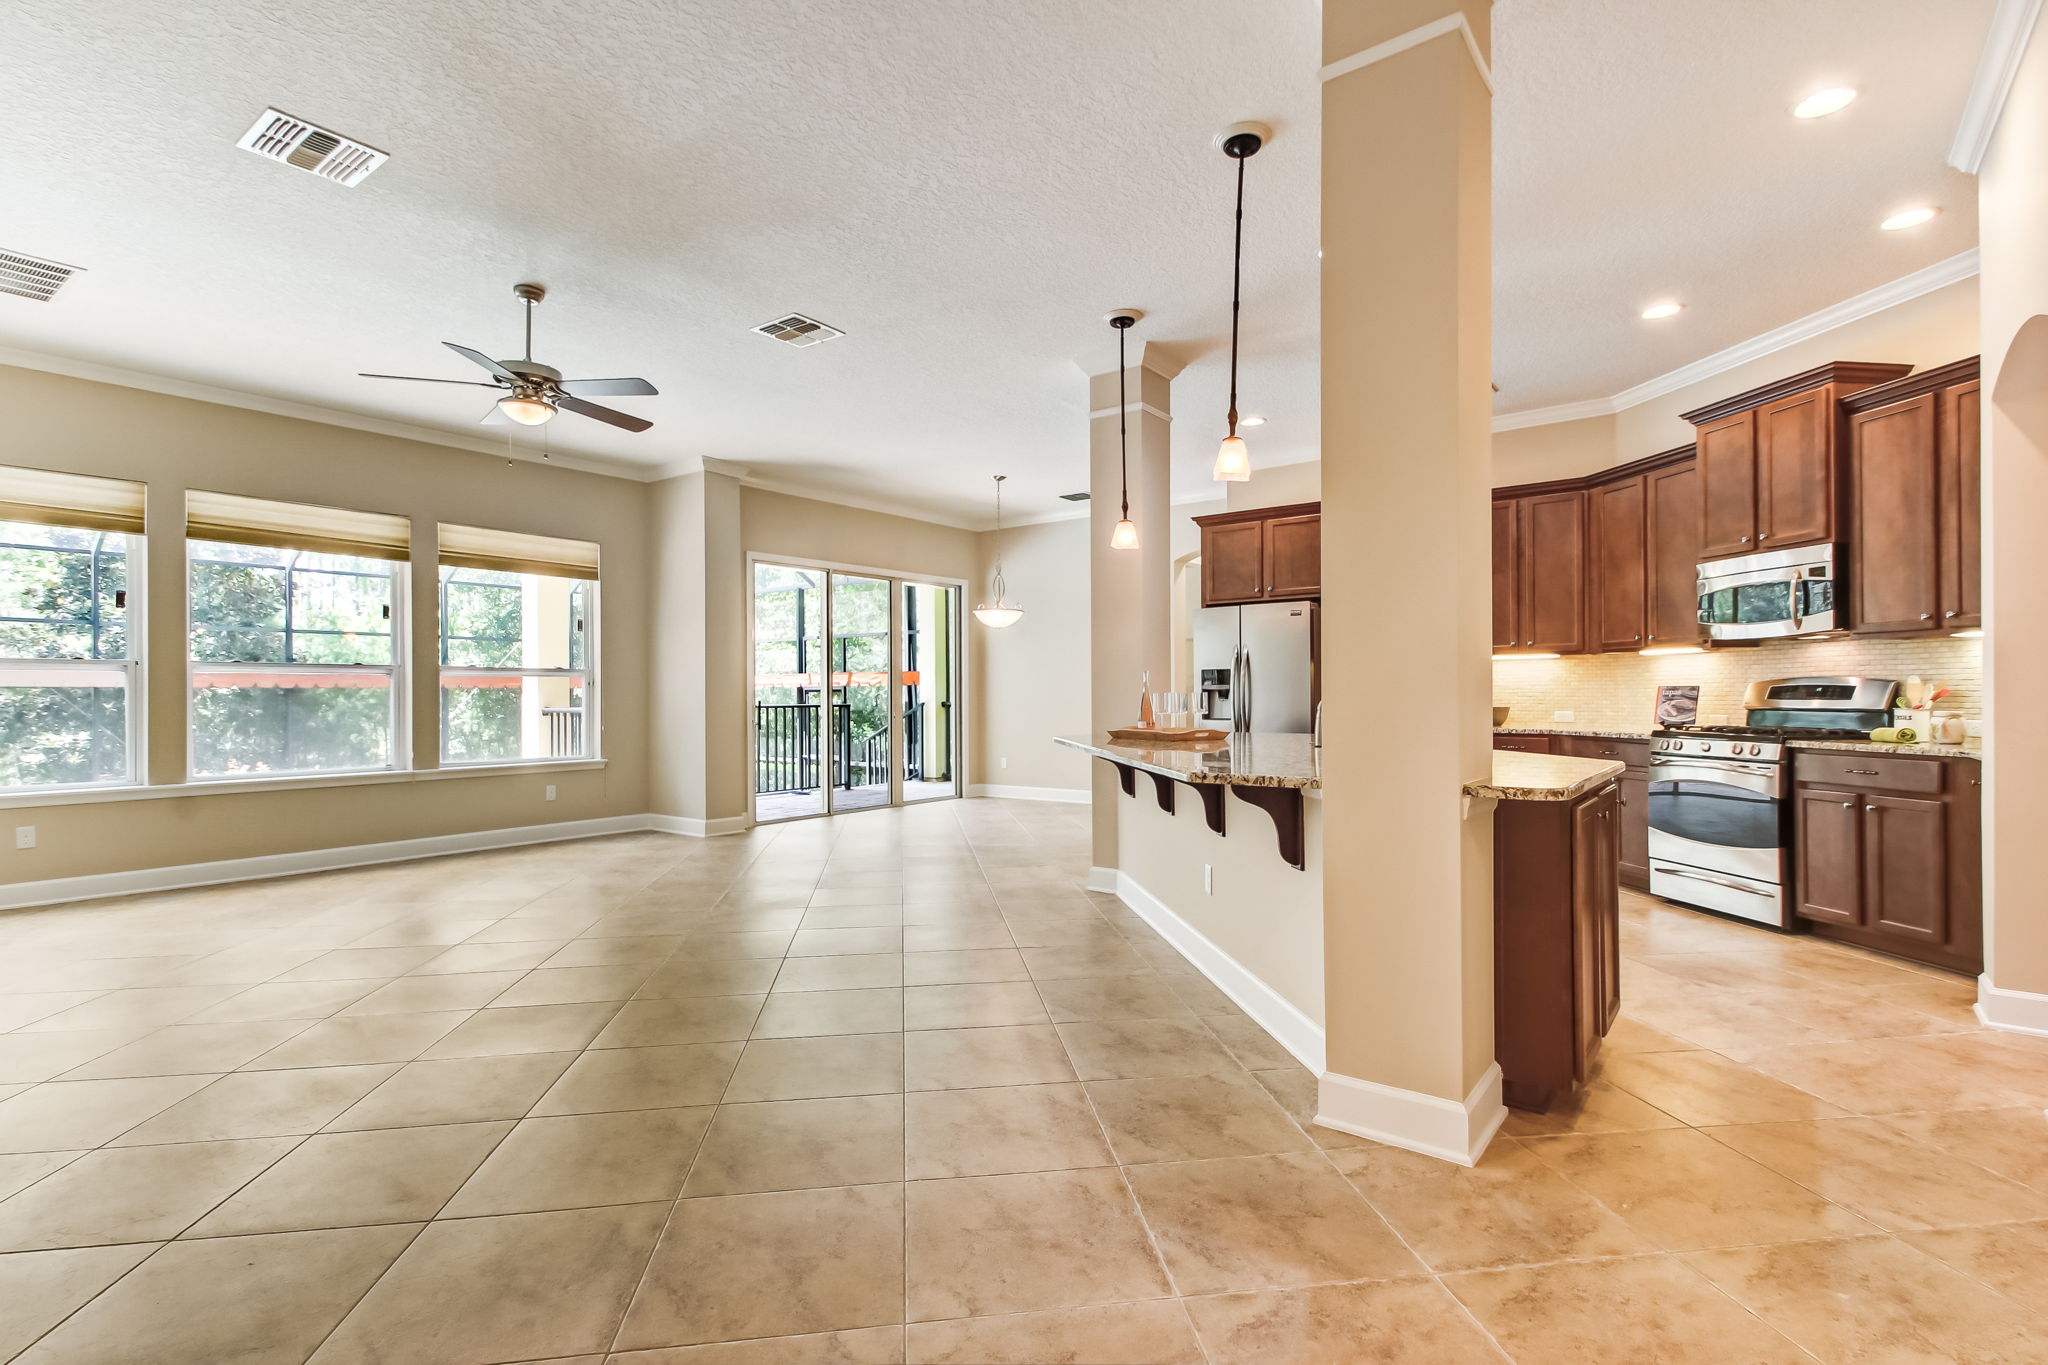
(1466, 752), (1625, 803)
(1494, 726), (1653, 741)
(1494, 725), (1982, 760)
(1053, 733), (1321, 790)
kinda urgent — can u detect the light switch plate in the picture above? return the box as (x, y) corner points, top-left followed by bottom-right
(14, 826), (34, 850)
(544, 785), (557, 802)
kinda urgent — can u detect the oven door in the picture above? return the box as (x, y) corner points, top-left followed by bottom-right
(1697, 569), (1835, 641)
(1647, 756), (1785, 884)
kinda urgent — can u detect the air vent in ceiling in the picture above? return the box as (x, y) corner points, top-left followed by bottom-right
(0, 250), (81, 302)
(236, 108), (388, 187)
(1058, 491), (1091, 502)
(754, 313), (844, 347)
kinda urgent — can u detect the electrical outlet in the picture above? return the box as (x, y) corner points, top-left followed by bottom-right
(544, 785), (557, 802)
(1552, 709), (1575, 722)
(1202, 864), (1214, 894)
(14, 826), (35, 850)
(1000, 757), (1008, 769)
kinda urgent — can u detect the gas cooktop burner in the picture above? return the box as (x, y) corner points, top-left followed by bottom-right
(1656, 724), (1872, 742)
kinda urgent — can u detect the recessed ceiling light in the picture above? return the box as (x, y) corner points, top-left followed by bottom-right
(1792, 87), (1858, 119)
(1881, 206), (1940, 231)
(1239, 415), (1266, 426)
(1640, 302), (1684, 320)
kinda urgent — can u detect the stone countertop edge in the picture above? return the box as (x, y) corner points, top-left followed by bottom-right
(1495, 726), (1982, 760)
(1467, 752), (1625, 803)
(1052, 734), (1321, 790)
(1495, 726), (1654, 741)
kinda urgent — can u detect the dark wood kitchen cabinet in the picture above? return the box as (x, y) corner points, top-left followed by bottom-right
(1791, 751), (1981, 973)
(1491, 500), (1519, 651)
(1695, 410), (1759, 559)
(1645, 459), (1705, 646)
(1589, 476), (1648, 651)
(1195, 502), (1319, 606)
(1843, 359), (1983, 635)
(1492, 734), (1554, 754)
(1550, 736), (1652, 890)
(1492, 490), (1585, 653)
(1495, 780), (1620, 1111)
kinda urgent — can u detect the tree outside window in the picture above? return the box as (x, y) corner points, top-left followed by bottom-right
(0, 520), (134, 788)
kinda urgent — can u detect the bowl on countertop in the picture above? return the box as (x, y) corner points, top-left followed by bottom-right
(1493, 706), (1511, 727)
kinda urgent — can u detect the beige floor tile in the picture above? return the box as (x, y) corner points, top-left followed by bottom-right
(0, 1136), (297, 1250)
(187, 1121), (511, 1235)
(1744, 1035), (2047, 1114)
(1598, 1015), (1702, 1054)
(726, 1034), (905, 1101)
(1164, 976), (1247, 1016)
(1019, 944), (1150, 980)
(0, 992), (109, 1032)
(1904, 1219), (2048, 1315)
(1086, 1070), (1314, 1164)
(0, 1243), (159, 1361)
(1198, 1015), (1297, 1071)
(905, 1168), (1168, 1321)
(903, 982), (1047, 1030)
(1123, 1151), (1421, 1294)
(0, 1150), (84, 1201)
(1445, 1253), (1811, 1364)
(1499, 1078), (1686, 1137)
(277, 945), (447, 980)
(1597, 1048), (1847, 1125)
(246, 1010), (474, 1070)
(901, 949), (1027, 986)
(1705, 1116), (2048, 1231)
(1183, 1278), (1509, 1364)
(108, 1064), (397, 1145)
(790, 928), (905, 957)
(810, 888), (904, 908)
(531, 1042), (742, 1115)
(540, 935), (682, 968)
(1879, 1106), (2048, 1191)
(1055, 1018), (1241, 1082)
(0, 1031), (142, 1086)
(443, 1106), (710, 1217)
(419, 1001), (622, 1059)
(905, 1083), (1111, 1179)
(311, 1202), (669, 1364)
(685, 1095), (902, 1196)
(1688, 1234), (2045, 1364)
(58, 1019), (315, 1081)
(1028, 976), (1192, 1024)
(1521, 1128), (1877, 1250)
(617, 1184), (905, 1350)
(13, 1223), (421, 1363)
(637, 958), (783, 999)
(336, 971), (528, 1016)
(610, 1326), (904, 1362)
(675, 931), (795, 960)
(17, 984), (249, 1035)
(0, 1074), (218, 1153)
(595, 996), (766, 1048)
(902, 922), (1014, 953)
(183, 978), (383, 1024)
(490, 964), (658, 1008)
(904, 1025), (1075, 1091)
(753, 988), (904, 1039)
(906, 1299), (1203, 1364)
(409, 939), (567, 974)
(324, 1052), (578, 1131)
(1246, 1069), (1371, 1149)
(772, 955), (905, 994)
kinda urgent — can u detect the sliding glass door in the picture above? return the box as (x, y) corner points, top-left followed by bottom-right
(750, 560), (962, 822)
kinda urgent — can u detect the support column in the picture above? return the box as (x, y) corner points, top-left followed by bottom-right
(1088, 347), (1176, 886)
(648, 466), (749, 835)
(1316, 0), (1503, 1163)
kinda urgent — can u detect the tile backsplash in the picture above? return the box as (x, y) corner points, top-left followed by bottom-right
(1492, 636), (1984, 732)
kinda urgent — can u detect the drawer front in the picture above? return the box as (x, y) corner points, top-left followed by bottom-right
(1493, 735), (1554, 754)
(1553, 736), (1650, 769)
(1794, 751), (1946, 795)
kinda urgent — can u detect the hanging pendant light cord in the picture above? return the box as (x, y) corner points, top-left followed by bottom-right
(1118, 325), (1130, 523)
(991, 476), (1007, 603)
(1226, 152), (1246, 439)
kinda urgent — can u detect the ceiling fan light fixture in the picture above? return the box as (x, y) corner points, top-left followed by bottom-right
(497, 392), (555, 425)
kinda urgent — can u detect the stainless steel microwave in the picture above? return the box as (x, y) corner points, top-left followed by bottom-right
(1696, 543), (1837, 641)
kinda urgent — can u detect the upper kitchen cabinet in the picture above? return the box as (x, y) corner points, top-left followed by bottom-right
(1194, 502), (1319, 606)
(1492, 499), (1519, 651)
(1680, 362), (1913, 563)
(1644, 457), (1705, 647)
(1589, 475), (1648, 652)
(1494, 489), (1586, 654)
(1843, 358), (1982, 635)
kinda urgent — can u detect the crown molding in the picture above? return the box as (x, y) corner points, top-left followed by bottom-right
(0, 343), (658, 482)
(1948, 0), (2045, 172)
(1490, 249), (1982, 433)
(1322, 11), (1493, 95)
(729, 470), (987, 533)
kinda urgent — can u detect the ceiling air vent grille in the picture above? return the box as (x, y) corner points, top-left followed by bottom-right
(236, 108), (388, 187)
(0, 250), (81, 302)
(754, 313), (844, 347)
(1058, 491), (1091, 502)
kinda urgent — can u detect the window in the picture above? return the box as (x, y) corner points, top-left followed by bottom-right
(0, 465), (146, 789)
(186, 492), (410, 779)
(437, 523), (598, 765)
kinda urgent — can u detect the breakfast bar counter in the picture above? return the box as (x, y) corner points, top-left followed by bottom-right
(1052, 733), (1321, 789)
(1466, 751), (1624, 803)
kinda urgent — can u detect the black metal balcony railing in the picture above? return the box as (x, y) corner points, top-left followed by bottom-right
(754, 701), (945, 795)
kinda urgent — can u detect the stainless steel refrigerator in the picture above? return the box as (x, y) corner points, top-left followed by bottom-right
(1192, 601), (1316, 733)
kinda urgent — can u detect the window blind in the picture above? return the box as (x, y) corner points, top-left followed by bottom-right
(186, 490), (412, 560)
(0, 465), (147, 534)
(438, 522), (599, 580)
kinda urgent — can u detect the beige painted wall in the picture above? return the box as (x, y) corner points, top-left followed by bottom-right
(1226, 460), (1321, 511)
(0, 362), (652, 887)
(970, 517), (1092, 795)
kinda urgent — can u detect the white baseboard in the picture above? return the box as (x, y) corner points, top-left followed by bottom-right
(1316, 1063), (1507, 1168)
(1110, 869), (1327, 1074)
(0, 814), (655, 912)
(1085, 866), (1120, 895)
(645, 813), (753, 838)
(967, 784), (1090, 804)
(1976, 976), (2048, 1037)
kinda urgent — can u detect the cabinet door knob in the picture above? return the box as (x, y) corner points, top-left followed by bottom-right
(1945, 611), (1957, 618)
(1740, 535), (1751, 543)
(1865, 805), (1877, 812)
(1921, 613), (1933, 620)
(1842, 802), (1854, 808)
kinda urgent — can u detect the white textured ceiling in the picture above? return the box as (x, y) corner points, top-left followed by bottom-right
(0, 1), (1994, 524)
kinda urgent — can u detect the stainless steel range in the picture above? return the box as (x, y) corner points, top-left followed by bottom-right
(1647, 676), (1899, 926)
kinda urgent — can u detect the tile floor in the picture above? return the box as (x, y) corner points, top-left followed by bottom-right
(0, 798), (2044, 1363)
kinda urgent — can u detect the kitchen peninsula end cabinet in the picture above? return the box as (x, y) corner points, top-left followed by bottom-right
(1494, 779), (1621, 1112)
(1843, 358), (1983, 634)
(1492, 490), (1585, 654)
(1549, 737), (1652, 889)
(1792, 750), (1982, 974)
(1194, 502), (1319, 606)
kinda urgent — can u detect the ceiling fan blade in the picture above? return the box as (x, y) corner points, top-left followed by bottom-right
(557, 395), (653, 433)
(443, 342), (521, 383)
(359, 373), (502, 387)
(558, 377), (658, 397)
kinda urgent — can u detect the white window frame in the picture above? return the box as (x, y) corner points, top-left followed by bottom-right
(0, 524), (143, 793)
(185, 540), (409, 782)
(436, 566), (599, 768)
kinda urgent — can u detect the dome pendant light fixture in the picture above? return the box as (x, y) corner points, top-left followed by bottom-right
(1107, 309), (1142, 550)
(1213, 122), (1269, 483)
(973, 475), (1025, 629)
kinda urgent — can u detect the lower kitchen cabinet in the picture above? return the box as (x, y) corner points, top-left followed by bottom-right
(1493, 733), (1554, 754)
(1494, 780), (1620, 1112)
(1791, 752), (1981, 973)
(1548, 736), (1652, 891)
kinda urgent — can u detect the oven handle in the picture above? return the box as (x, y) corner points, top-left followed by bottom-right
(1652, 756), (1779, 779)
(1656, 865), (1776, 898)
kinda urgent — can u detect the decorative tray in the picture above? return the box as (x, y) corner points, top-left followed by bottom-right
(1107, 726), (1229, 744)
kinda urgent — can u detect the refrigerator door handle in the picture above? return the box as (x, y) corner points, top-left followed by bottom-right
(1231, 643), (1253, 733)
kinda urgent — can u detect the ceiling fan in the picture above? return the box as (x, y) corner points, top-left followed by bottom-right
(359, 282), (658, 432)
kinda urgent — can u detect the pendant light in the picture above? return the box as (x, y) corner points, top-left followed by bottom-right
(973, 475), (1024, 628)
(1108, 310), (1140, 549)
(1213, 122), (1269, 483)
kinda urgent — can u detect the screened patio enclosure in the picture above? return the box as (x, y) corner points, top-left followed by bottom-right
(751, 560), (959, 821)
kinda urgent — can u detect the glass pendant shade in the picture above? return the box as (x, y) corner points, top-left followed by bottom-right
(972, 604), (1025, 629)
(1110, 517), (1139, 550)
(1213, 435), (1251, 482)
(497, 393), (555, 425)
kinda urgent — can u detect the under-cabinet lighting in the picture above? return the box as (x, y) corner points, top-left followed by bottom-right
(1950, 629), (1984, 638)
(1792, 87), (1858, 119)
(1638, 645), (1705, 656)
(1492, 652), (1562, 662)
(1881, 206), (1940, 231)
(1796, 634), (1835, 641)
